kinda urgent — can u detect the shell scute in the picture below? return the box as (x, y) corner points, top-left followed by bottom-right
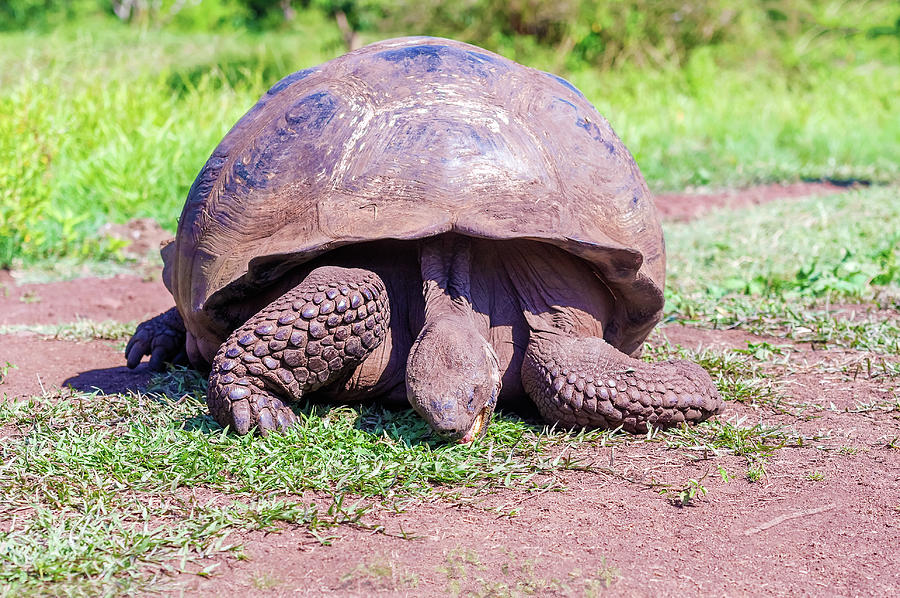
(284, 91), (338, 129)
(267, 68), (315, 96)
(377, 44), (447, 72)
(376, 43), (504, 80)
(544, 72), (585, 98)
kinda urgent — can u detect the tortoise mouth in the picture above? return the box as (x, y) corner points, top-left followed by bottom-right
(458, 406), (492, 444)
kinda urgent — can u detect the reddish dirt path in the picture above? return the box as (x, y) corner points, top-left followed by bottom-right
(654, 181), (850, 221)
(0, 271), (172, 399)
(186, 445), (899, 597)
(2, 184), (898, 596)
(0, 270), (171, 327)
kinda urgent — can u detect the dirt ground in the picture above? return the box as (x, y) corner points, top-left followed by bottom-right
(652, 181), (851, 221)
(1, 183), (898, 597)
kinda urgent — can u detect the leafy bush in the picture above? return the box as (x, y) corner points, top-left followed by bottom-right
(0, 0), (107, 30)
(4, 1), (899, 68)
(569, 0), (738, 68)
(386, 0), (900, 68)
(110, 0), (252, 29)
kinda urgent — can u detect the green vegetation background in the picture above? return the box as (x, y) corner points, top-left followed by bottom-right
(1, 0), (899, 267)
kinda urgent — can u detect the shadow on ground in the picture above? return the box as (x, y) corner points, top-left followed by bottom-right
(63, 364), (156, 395)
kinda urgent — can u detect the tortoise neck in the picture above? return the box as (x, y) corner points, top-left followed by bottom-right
(407, 233), (501, 441)
(419, 234), (484, 330)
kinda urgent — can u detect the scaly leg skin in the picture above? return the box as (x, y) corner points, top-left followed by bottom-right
(126, 307), (187, 371)
(521, 331), (723, 433)
(207, 266), (390, 436)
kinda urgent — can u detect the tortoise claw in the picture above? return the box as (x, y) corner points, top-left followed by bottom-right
(206, 379), (297, 437)
(230, 398), (252, 435)
(126, 308), (186, 371)
(275, 408), (296, 431)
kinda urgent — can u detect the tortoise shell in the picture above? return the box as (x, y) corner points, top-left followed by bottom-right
(166, 36), (665, 359)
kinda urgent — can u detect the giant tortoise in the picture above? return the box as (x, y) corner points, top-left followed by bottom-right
(126, 36), (723, 442)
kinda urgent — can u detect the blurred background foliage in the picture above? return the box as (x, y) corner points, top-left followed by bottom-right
(3, 1), (898, 67)
(1, 0), (899, 267)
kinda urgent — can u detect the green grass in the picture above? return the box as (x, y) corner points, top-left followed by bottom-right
(0, 367), (592, 595)
(664, 185), (900, 353)
(0, 18), (342, 268)
(1, 16), (899, 266)
(0, 356), (796, 595)
(0, 320), (135, 342)
(576, 55), (900, 189)
(666, 186), (900, 300)
(1, 375), (565, 500)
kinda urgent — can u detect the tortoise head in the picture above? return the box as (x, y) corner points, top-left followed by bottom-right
(406, 317), (501, 443)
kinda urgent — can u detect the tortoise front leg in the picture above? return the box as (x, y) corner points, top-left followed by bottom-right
(207, 266), (389, 435)
(521, 324), (723, 433)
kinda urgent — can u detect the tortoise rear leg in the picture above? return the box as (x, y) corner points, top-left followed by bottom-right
(126, 307), (188, 371)
(207, 266), (390, 435)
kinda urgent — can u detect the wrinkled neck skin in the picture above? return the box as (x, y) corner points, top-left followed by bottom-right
(419, 235), (475, 320)
(406, 235), (501, 442)
(421, 278), (483, 340)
